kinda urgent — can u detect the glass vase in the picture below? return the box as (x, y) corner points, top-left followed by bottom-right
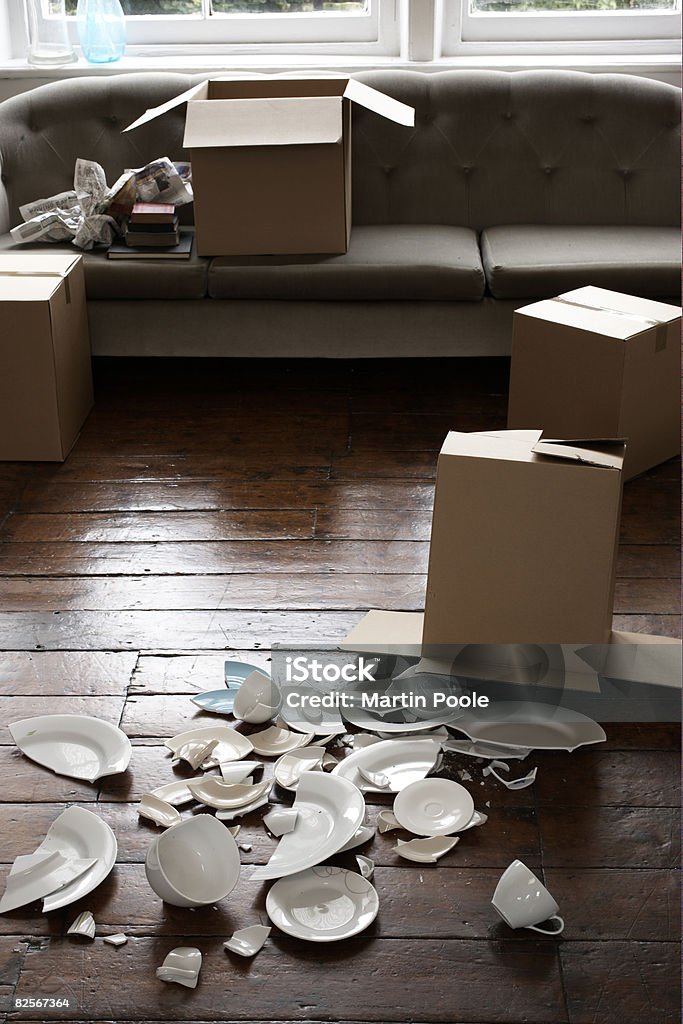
(76, 0), (126, 64)
(24, 0), (77, 67)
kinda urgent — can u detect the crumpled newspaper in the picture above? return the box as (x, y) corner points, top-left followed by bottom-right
(10, 157), (192, 250)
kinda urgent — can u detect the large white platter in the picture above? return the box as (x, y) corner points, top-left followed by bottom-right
(451, 701), (607, 751)
(37, 806), (118, 912)
(251, 773), (365, 881)
(9, 715), (132, 782)
(331, 738), (441, 794)
(266, 866), (379, 942)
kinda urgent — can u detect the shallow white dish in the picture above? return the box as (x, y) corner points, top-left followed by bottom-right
(273, 747), (326, 790)
(9, 715), (132, 782)
(165, 726), (253, 767)
(251, 773), (365, 881)
(0, 850), (97, 914)
(332, 738), (441, 794)
(145, 814), (240, 907)
(249, 726), (312, 757)
(186, 777), (270, 811)
(37, 806), (118, 913)
(266, 865), (379, 942)
(393, 778), (474, 837)
(452, 702), (606, 751)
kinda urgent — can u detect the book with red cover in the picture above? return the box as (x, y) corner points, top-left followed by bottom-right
(130, 202), (176, 224)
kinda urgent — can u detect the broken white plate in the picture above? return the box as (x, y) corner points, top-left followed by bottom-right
(151, 776), (205, 807)
(396, 836), (459, 864)
(443, 737), (531, 760)
(452, 702), (606, 752)
(377, 810), (402, 834)
(219, 760), (261, 784)
(9, 715), (132, 782)
(146, 814), (240, 907)
(393, 778), (474, 837)
(338, 825), (375, 853)
(67, 910), (96, 939)
(264, 808), (299, 837)
(483, 764), (538, 790)
(356, 855), (374, 880)
(461, 809), (488, 831)
(165, 726), (253, 767)
(103, 932), (128, 947)
(233, 671), (281, 725)
(37, 806), (118, 913)
(273, 747), (326, 790)
(352, 734), (382, 749)
(191, 690), (237, 716)
(0, 850), (97, 914)
(172, 738), (219, 770)
(251, 773), (365, 881)
(186, 777), (270, 811)
(216, 792), (270, 821)
(156, 946), (202, 989)
(224, 924), (270, 957)
(250, 726), (312, 757)
(266, 865), (379, 942)
(332, 739), (441, 794)
(138, 794), (182, 829)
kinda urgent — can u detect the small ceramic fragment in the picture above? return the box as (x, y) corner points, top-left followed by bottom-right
(356, 855), (374, 881)
(216, 794), (270, 821)
(103, 933), (128, 947)
(263, 808), (299, 837)
(224, 924), (270, 958)
(219, 760), (260, 784)
(173, 738), (219, 770)
(67, 911), (96, 939)
(377, 809), (402, 834)
(483, 765), (538, 790)
(396, 836), (459, 864)
(338, 825), (375, 853)
(156, 946), (203, 989)
(138, 794), (181, 829)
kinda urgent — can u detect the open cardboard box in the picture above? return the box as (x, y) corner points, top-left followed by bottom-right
(0, 254), (93, 461)
(508, 287), (681, 480)
(125, 76), (415, 257)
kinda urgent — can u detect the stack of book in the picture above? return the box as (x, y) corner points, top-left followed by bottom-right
(108, 202), (193, 259)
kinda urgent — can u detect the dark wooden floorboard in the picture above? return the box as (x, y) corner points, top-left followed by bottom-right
(0, 358), (678, 1024)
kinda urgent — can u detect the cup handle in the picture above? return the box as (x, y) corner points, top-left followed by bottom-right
(527, 915), (564, 935)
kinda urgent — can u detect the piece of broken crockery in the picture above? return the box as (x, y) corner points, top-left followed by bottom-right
(224, 924), (270, 958)
(151, 777), (204, 807)
(67, 910), (96, 939)
(338, 824), (375, 853)
(165, 726), (254, 768)
(138, 794), (182, 829)
(156, 947), (202, 989)
(460, 809), (488, 831)
(219, 760), (261, 784)
(263, 808), (299, 837)
(0, 850), (97, 915)
(250, 725), (312, 757)
(103, 932), (128, 947)
(377, 809), (402, 834)
(187, 777), (270, 811)
(146, 815), (240, 907)
(358, 766), (391, 789)
(190, 689), (238, 716)
(216, 791), (270, 821)
(9, 715), (132, 783)
(172, 738), (219, 771)
(273, 746), (325, 790)
(396, 836), (459, 864)
(483, 764), (538, 790)
(35, 806), (118, 913)
(233, 670), (281, 725)
(356, 855), (374, 880)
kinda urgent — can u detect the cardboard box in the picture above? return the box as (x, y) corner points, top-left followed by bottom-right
(508, 287), (681, 480)
(0, 254), (93, 461)
(125, 77), (414, 257)
(422, 429), (626, 645)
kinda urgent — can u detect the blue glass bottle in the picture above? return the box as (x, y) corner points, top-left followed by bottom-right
(77, 0), (126, 64)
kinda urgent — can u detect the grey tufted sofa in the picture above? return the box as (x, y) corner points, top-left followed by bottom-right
(0, 69), (679, 357)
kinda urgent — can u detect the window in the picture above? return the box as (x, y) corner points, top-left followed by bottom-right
(61, 0), (400, 52)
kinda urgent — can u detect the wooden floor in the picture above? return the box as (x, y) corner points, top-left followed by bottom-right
(0, 357), (679, 1024)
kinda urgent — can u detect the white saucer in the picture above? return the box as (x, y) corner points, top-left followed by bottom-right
(266, 866), (379, 942)
(9, 715), (132, 782)
(251, 773), (365, 881)
(452, 702), (607, 751)
(393, 778), (474, 837)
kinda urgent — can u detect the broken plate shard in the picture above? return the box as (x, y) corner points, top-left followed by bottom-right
(186, 777), (270, 811)
(377, 809), (402, 834)
(338, 825), (375, 853)
(9, 715), (132, 782)
(483, 764), (538, 790)
(103, 932), (128, 947)
(250, 725), (312, 757)
(263, 808), (299, 837)
(67, 910), (96, 939)
(165, 726), (253, 768)
(0, 850), (97, 914)
(39, 806), (118, 913)
(356, 854), (375, 880)
(138, 794), (182, 829)
(273, 746), (326, 790)
(219, 760), (261, 784)
(396, 836), (459, 864)
(224, 924), (270, 957)
(156, 946), (202, 989)
(216, 792), (270, 822)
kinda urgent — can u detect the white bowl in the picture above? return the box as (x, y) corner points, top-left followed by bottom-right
(145, 815), (240, 907)
(233, 671), (281, 724)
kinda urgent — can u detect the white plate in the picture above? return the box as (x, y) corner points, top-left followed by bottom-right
(36, 806), (118, 912)
(165, 726), (253, 767)
(331, 738), (441, 794)
(393, 778), (474, 837)
(452, 702), (607, 751)
(251, 773), (365, 881)
(266, 865), (378, 942)
(9, 715), (132, 782)
(273, 747), (326, 791)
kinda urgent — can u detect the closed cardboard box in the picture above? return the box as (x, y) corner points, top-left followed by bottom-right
(508, 286), (681, 480)
(125, 77), (414, 257)
(0, 254), (93, 461)
(422, 429), (625, 645)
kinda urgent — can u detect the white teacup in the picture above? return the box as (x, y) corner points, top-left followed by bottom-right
(491, 859), (564, 935)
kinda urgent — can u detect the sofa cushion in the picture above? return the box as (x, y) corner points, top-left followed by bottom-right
(0, 230), (209, 300)
(208, 225), (485, 301)
(481, 225), (680, 299)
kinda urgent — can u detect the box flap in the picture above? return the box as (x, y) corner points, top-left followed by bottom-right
(441, 429), (624, 469)
(342, 78), (415, 127)
(532, 439), (626, 469)
(184, 96), (343, 149)
(340, 610), (424, 656)
(516, 286), (679, 342)
(0, 253), (80, 277)
(123, 80), (210, 132)
(561, 286), (681, 326)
